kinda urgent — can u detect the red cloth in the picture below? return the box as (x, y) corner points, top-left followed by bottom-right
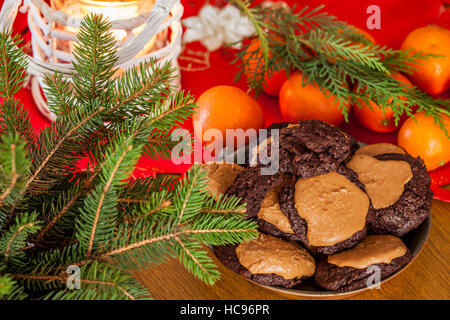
(3, 0), (449, 181)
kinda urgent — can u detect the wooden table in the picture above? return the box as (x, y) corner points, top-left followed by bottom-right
(135, 199), (450, 300)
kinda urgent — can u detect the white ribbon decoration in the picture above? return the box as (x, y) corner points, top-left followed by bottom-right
(182, 4), (255, 52)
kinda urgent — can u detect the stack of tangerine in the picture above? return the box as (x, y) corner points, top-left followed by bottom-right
(193, 25), (450, 172)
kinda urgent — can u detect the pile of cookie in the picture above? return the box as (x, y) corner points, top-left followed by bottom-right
(203, 120), (432, 292)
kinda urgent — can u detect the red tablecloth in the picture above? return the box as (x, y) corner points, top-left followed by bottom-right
(4, 0), (450, 185)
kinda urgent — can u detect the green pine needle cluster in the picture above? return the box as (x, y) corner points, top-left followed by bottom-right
(0, 14), (257, 300)
(231, 0), (450, 134)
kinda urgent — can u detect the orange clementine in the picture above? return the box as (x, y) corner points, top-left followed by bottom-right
(401, 25), (450, 95)
(193, 85), (264, 147)
(243, 39), (288, 96)
(279, 72), (348, 126)
(353, 73), (413, 133)
(398, 112), (450, 171)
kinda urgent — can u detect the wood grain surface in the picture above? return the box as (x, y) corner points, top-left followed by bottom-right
(134, 199), (450, 300)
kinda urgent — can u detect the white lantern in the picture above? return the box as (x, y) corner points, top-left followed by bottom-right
(0, 0), (183, 121)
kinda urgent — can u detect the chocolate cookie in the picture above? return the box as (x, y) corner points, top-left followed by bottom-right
(213, 233), (315, 288)
(225, 166), (299, 240)
(266, 120), (356, 177)
(314, 235), (413, 292)
(226, 165), (283, 218)
(347, 152), (432, 237)
(254, 175), (302, 241)
(279, 166), (370, 254)
(200, 162), (244, 200)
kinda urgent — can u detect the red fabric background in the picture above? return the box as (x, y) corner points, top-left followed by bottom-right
(2, 0), (449, 188)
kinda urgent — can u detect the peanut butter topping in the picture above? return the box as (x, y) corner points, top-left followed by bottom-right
(294, 172), (369, 247)
(236, 233), (315, 279)
(327, 235), (407, 269)
(347, 154), (413, 209)
(356, 143), (405, 157)
(257, 176), (294, 234)
(200, 162), (244, 200)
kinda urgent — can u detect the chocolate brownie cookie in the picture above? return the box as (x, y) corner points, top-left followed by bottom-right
(200, 162), (244, 200)
(279, 166), (370, 254)
(268, 120), (356, 177)
(213, 233), (315, 288)
(314, 235), (413, 292)
(225, 166), (299, 240)
(255, 175), (301, 241)
(347, 152), (432, 237)
(226, 165), (283, 218)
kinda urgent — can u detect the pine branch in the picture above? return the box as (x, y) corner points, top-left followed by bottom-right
(0, 30), (36, 153)
(201, 193), (247, 215)
(0, 268), (27, 299)
(102, 216), (179, 270)
(0, 30), (28, 99)
(119, 191), (171, 223)
(42, 72), (76, 118)
(186, 213), (258, 246)
(146, 90), (196, 130)
(11, 261), (151, 300)
(24, 109), (103, 193)
(301, 29), (389, 73)
(99, 212), (257, 277)
(381, 49), (437, 75)
(143, 128), (192, 160)
(124, 200), (172, 223)
(175, 237), (220, 285)
(119, 174), (180, 195)
(0, 144), (18, 205)
(71, 13), (118, 103)
(173, 166), (208, 223)
(25, 243), (86, 279)
(229, 0), (269, 65)
(75, 134), (142, 257)
(32, 174), (94, 246)
(111, 59), (175, 117)
(0, 100), (35, 157)
(0, 133), (30, 207)
(116, 175), (179, 220)
(0, 213), (42, 268)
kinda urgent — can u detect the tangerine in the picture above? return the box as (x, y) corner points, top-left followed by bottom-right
(193, 85), (264, 147)
(398, 112), (450, 171)
(353, 73), (413, 133)
(279, 72), (348, 126)
(401, 25), (450, 95)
